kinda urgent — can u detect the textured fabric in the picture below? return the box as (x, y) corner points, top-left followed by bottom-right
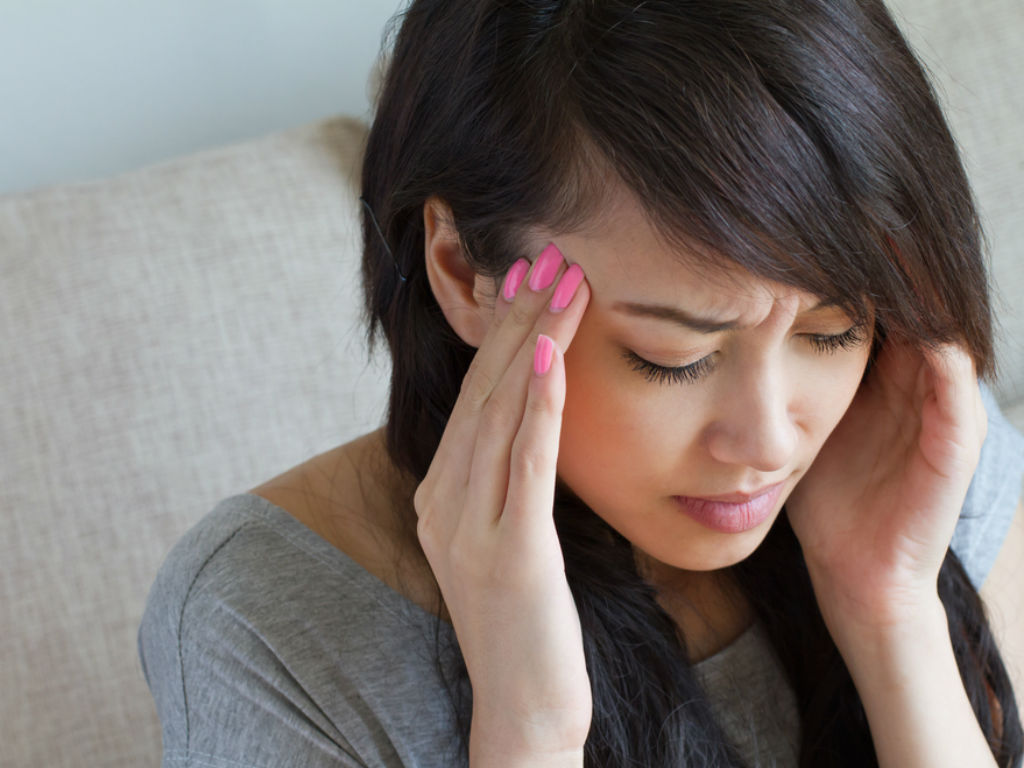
(0, 117), (383, 768)
(692, 624), (801, 767)
(139, 394), (1023, 768)
(139, 494), (468, 768)
(888, 0), (1024, 408)
(955, 385), (1024, 588)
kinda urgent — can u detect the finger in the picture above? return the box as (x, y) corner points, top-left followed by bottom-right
(869, 340), (923, 412)
(501, 334), (566, 541)
(923, 344), (982, 444)
(462, 259), (588, 518)
(431, 244), (567, 475)
(923, 345), (973, 413)
(430, 244), (584, 511)
(917, 344), (986, 485)
(491, 257), (531, 326)
(462, 243), (568, 412)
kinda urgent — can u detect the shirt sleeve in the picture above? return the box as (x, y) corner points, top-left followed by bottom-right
(162, 596), (372, 768)
(950, 383), (1024, 590)
(140, 497), (472, 768)
(138, 520), (372, 768)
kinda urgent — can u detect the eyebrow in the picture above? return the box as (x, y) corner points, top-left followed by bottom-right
(611, 298), (838, 334)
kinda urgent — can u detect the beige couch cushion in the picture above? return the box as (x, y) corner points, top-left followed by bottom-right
(891, 0), (1024, 416)
(0, 116), (387, 767)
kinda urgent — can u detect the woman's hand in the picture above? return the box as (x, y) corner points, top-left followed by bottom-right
(413, 243), (592, 764)
(786, 341), (988, 638)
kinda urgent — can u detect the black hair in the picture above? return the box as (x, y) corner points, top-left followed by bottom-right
(359, 1), (1021, 764)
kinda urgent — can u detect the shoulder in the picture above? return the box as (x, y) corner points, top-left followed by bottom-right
(138, 489), (439, 679)
(137, 493), (400, 711)
(138, 492), (463, 768)
(139, 492), (387, 630)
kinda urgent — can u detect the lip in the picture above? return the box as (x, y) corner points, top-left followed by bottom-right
(689, 483), (785, 504)
(673, 482), (785, 534)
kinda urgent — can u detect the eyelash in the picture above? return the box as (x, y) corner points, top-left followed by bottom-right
(623, 350), (713, 385)
(623, 324), (868, 386)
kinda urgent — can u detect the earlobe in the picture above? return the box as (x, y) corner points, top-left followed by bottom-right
(423, 197), (491, 347)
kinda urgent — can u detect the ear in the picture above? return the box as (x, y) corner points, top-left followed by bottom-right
(423, 197), (493, 347)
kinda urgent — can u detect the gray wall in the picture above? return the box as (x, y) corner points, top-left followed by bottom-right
(1, 0), (404, 195)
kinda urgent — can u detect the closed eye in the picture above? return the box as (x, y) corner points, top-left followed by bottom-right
(807, 324), (868, 353)
(622, 324), (869, 386)
(621, 349), (715, 385)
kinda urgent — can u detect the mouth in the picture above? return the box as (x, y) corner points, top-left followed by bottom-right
(672, 481), (786, 534)
(685, 482), (786, 504)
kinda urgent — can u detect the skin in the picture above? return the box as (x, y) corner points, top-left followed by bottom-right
(258, 184), (1014, 765)
(414, 183), (874, 758)
(417, 180), (996, 765)
(516, 190), (875, 656)
(547, 194), (871, 581)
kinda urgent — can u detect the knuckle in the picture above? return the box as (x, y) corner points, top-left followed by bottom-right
(414, 494), (441, 546)
(479, 398), (514, 435)
(462, 366), (498, 410)
(414, 502), (432, 537)
(507, 302), (535, 329)
(511, 442), (554, 479)
(525, 387), (558, 416)
(413, 484), (429, 518)
(416, 517), (446, 567)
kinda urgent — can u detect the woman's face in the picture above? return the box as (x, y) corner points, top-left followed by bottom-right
(528, 190), (873, 575)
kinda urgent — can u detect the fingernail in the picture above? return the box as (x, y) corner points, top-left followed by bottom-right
(528, 243), (564, 292)
(550, 263), (584, 312)
(502, 259), (530, 301)
(534, 334), (554, 376)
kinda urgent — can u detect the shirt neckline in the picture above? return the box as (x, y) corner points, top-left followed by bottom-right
(234, 491), (757, 668)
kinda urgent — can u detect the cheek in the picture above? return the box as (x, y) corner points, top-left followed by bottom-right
(801, 347), (871, 446)
(557, 322), (697, 486)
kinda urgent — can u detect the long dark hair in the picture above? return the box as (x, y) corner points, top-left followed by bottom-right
(358, 0), (1022, 765)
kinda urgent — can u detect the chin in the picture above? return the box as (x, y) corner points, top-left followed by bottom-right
(643, 508), (782, 573)
(652, 537), (765, 572)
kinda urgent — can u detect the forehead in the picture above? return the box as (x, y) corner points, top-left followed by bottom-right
(533, 187), (816, 319)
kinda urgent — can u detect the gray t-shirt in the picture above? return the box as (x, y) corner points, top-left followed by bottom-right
(139, 387), (1023, 768)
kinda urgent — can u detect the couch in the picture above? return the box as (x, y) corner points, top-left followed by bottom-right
(2, 1), (1021, 765)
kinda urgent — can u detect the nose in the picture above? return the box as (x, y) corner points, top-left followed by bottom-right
(703, 362), (798, 474)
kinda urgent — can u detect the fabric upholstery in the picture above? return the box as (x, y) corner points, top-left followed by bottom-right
(0, 1), (1021, 765)
(891, 0), (1024, 415)
(1, 117), (385, 767)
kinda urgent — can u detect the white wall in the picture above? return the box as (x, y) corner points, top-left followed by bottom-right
(0, 0), (405, 195)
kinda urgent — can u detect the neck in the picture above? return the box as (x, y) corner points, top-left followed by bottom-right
(633, 550), (754, 663)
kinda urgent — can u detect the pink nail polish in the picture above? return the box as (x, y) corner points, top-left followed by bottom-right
(502, 259), (530, 301)
(528, 243), (564, 292)
(550, 263), (584, 312)
(534, 334), (554, 376)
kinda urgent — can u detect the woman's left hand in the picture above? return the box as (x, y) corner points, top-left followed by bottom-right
(786, 341), (987, 635)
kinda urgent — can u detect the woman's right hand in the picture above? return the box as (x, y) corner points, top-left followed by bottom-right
(413, 242), (592, 766)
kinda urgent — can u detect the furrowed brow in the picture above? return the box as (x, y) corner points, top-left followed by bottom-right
(611, 298), (839, 333)
(611, 301), (738, 333)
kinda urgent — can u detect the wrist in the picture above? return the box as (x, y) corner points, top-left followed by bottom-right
(470, 703), (589, 768)
(469, 742), (585, 768)
(804, 555), (944, 645)
(828, 594), (949, 684)
(823, 595), (997, 767)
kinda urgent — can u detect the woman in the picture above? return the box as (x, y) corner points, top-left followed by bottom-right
(139, 0), (1024, 766)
